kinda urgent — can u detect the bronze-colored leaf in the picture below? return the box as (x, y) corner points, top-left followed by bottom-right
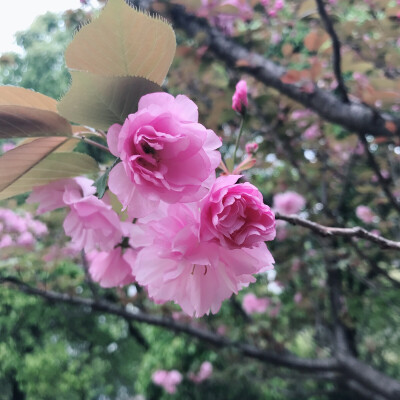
(0, 86), (58, 112)
(0, 141), (98, 200)
(304, 30), (330, 52)
(65, 0), (176, 85)
(58, 72), (162, 130)
(0, 106), (73, 138)
(0, 86), (73, 138)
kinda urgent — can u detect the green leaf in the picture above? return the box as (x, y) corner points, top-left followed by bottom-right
(93, 158), (121, 199)
(58, 72), (161, 129)
(65, 0), (176, 85)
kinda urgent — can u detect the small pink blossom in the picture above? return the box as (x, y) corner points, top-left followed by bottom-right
(1, 142), (16, 153)
(273, 191), (306, 214)
(108, 93), (221, 218)
(88, 247), (136, 288)
(200, 175), (276, 249)
(232, 80), (248, 113)
(303, 123), (320, 140)
(131, 203), (274, 317)
(152, 370), (182, 394)
(189, 361), (213, 383)
(294, 292), (302, 304)
(242, 293), (270, 314)
(356, 205), (376, 224)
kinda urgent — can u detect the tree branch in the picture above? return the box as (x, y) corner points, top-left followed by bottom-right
(315, 0), (349, 103)
(275, 212), (400, 251)
(136, 0), (400, 138)
(0, 275), (338, 373)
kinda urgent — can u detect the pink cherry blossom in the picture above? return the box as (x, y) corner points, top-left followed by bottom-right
(63, 193), (122, 252)
(131, 203), (274, 317)
(189, 361), (213, 383)
(152, 370), (182, 394)
(107, 92), (221, 218)
(242, 293), (270, 314)
(27, 177), (95, 215)
(88, 247), (136, 288)
(28, 178), (122, 251)
(356, 205), (376, 224)
(232, 80), (248, 113)
(273, 191), (306, 214)
(199, 175), (276, 249)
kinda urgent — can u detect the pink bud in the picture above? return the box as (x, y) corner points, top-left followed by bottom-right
(245, 142), (259, 155)
(232, 80), (248, 113)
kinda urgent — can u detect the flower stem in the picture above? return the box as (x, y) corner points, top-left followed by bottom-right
(232, 114), (246, 171)
(78, 136), (111, 153)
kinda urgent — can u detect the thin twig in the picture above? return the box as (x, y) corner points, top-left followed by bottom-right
(275, 212), (400, 251)
(315, 0), (349, 103)
(358, 134), (400, 214)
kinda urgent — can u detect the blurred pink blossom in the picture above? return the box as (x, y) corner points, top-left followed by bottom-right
(152, 370), (182, 394)
(242, 293), (270, 314)
(16, 232), (35, 248)
(273, 191), (306, 214)
(189, 361), (213, 383)
(1, 142), (16, 153)
(303, 123), (320, 140)
(356, 205), (376, 224)
(294, 292), (303, 304)
(0, 234), (13, 249)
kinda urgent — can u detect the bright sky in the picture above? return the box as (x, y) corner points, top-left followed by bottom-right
(0, 0), (85, 54)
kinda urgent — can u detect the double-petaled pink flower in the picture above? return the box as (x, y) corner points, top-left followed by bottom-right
(200, 175), (276, 249)
(131, 202), (274, 317)
(107, 92), (221, 218)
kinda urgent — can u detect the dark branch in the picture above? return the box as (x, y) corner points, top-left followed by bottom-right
(275, 212), (400, 251)
(1, 276), (338, 373)
(315, 0), (349, 103)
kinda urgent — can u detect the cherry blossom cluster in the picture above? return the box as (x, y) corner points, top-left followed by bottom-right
(152, 361), (213, 393)
(28, 92), (276, 317)
(0, 208), (48, 251)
